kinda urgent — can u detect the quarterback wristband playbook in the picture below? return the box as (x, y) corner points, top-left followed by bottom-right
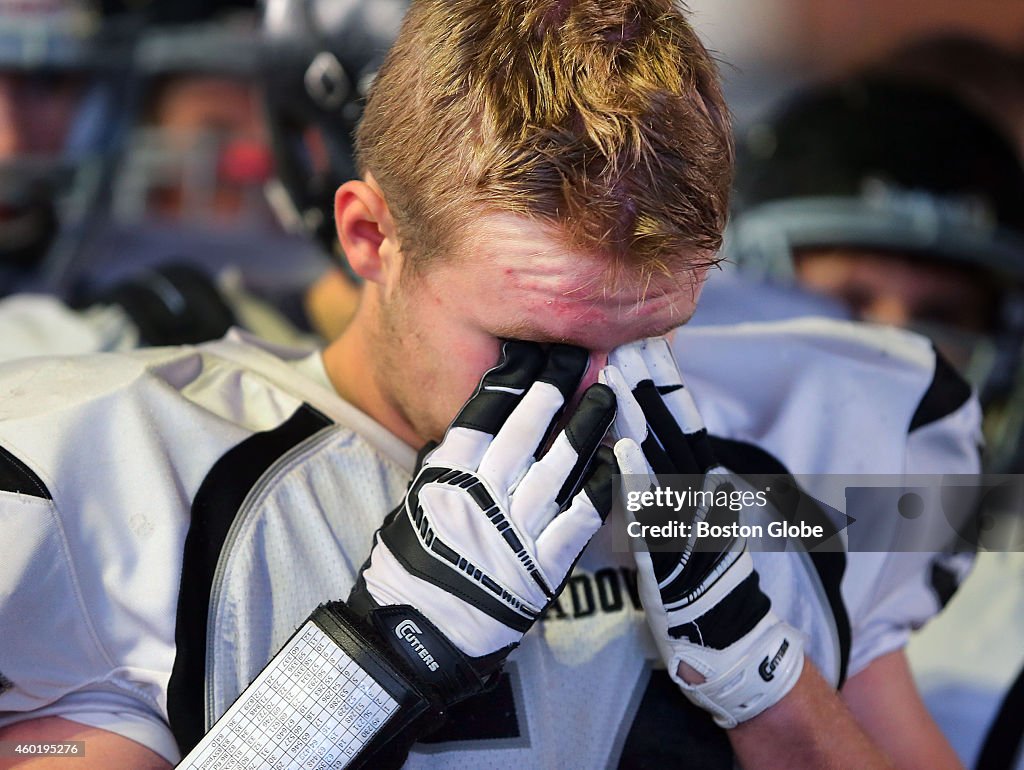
(178, 600), (498, 770)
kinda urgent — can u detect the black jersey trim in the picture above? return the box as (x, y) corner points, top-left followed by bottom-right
(976, 664), (1024, 770)
(709, 436), (852, 686)
(929, 558), (962, 609)
(0, 444), (51, 499)
(166, 403), (333, 755)
(909, 347), (972, 433)
(615, 667), (732, 769)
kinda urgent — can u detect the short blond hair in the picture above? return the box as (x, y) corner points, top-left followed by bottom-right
(356, 0), (732, 278)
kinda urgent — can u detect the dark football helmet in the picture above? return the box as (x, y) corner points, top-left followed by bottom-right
(260, 0), (409, 273)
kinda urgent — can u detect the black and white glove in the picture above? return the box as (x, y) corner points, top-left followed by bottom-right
(602, 337), (804, 729)
(347, 340), (617, 715)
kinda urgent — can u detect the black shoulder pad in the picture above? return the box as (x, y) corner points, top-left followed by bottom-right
(0, 445), (51, 499)
(910, 347), (972, 433)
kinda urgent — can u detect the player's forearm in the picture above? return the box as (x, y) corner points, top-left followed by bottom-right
(839, 651), (965, 770)
(724, 661), (895, 770)
(0, 717), (171, 770)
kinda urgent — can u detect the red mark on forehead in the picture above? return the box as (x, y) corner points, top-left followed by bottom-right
(510, 284), (693, 350)
(502, 254), (607, 301)
(507, 258), (692, 322)
(469, 214), (705, 343)
(528, 294), (615, 325)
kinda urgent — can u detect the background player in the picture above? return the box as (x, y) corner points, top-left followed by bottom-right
(0, 0), (133, 296)
(725, 70), (1024, 770)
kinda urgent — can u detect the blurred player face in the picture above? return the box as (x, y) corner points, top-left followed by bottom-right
(142, 74), (272, 223)
(364, 214), (706, 446)
(795, 249), (996, 332)
(0, 70), (84, 263)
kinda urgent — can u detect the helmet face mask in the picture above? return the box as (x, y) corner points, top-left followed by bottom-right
(105, 16), (282, 233)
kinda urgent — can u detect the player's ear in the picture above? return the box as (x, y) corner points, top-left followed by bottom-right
(334, 174), (401, 285)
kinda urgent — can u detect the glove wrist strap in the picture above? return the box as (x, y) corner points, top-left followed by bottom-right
(673, 620), (805, 729)
(354, 599), (505, 705)
(180, 599), (504, 770)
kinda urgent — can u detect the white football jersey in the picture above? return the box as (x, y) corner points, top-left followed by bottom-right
(0, 320), (981, 767)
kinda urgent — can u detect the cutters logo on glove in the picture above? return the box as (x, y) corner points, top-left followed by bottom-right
(395, 620), (440, 672)
(350, 340), (619, 700)
(758, 639), (790, 682)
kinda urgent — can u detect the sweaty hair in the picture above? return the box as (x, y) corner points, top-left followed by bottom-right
(356, 0), (733, 280)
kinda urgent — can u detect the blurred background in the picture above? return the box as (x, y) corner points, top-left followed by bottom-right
(690, 0), (1024, 127)
(6, 0), (1024, 325)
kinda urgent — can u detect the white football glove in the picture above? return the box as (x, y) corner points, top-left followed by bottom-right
(349, 339), (617, 693)
(602, 337), (804, 729)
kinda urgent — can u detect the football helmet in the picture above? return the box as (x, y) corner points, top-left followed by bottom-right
(261, 0), (409, 271)
(727, 77), (1024, 469)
